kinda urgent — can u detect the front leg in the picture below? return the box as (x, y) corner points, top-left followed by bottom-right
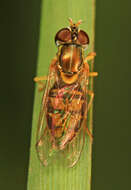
(84, 52), (96, 62)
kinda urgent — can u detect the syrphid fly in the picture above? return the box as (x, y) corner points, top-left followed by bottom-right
(34, 18), (98, 167)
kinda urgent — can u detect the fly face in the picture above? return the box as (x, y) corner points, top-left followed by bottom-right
(55, 19), (89, 49)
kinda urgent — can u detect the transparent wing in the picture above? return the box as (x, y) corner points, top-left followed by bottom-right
(63, 76), (88, 167)
(61, 120), (87, 167)
(57, 72), (88, 167)
(36, 59), (60, 166)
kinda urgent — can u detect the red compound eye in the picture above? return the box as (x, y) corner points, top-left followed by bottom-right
(55, 27), (89, 49)
(78, 30), (89, 45)
(55, 28), (71, 45)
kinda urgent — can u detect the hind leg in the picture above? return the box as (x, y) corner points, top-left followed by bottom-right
(86, 90), (95, 143)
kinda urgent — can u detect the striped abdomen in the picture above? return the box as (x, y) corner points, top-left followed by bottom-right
(46, 82), (86, 149)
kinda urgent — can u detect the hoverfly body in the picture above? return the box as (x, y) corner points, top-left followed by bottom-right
(34, 18), (98, 167)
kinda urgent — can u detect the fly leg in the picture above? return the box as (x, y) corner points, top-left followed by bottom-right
(34, 76), (47, 91)
(83, 114), (93, 143)
(86, 128), (93, 144)
(33, 56), (58, 91)
(83, 53), (98, 78)
(84, 52), (96, 62)
(86, 90), (95, 143)
(89, 72), (98, 77)
(87, 90), (94, 111)
(83, 53), (97, 142)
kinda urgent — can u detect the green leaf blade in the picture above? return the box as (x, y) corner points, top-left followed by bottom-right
(28, 0), (96, 189)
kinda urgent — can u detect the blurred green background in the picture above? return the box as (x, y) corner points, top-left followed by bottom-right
(1, 0), (131, 190)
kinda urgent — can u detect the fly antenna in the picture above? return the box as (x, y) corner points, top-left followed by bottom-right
(68, 18), (82, 27)
(68, 17), (73, 26)
(76, 19), (82, 27)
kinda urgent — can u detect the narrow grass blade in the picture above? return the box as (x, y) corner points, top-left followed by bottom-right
(28, 0), (96, 189)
